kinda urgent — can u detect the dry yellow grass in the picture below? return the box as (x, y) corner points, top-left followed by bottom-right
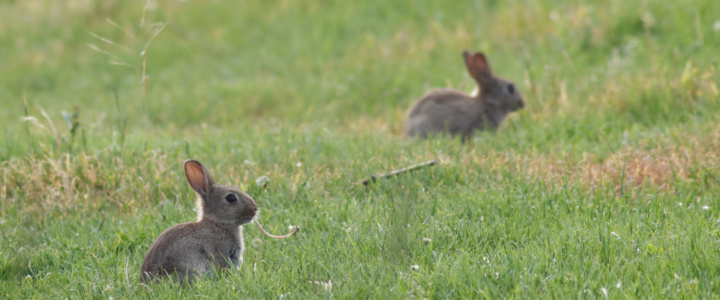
(438, 122), (720, 194)
(4, 121), (718, 222)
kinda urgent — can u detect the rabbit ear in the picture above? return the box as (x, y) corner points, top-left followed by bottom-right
(184, 160), (214, 197)
(462, 51), (493, 86)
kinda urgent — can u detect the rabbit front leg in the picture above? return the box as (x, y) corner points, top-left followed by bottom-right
(204, 243), (242, 270)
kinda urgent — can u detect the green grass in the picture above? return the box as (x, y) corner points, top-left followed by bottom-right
(2, 0), (720, 298)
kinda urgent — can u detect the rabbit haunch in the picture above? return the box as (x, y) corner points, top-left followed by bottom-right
(404, 50), (525, 139)
(140, 160), (258, 285)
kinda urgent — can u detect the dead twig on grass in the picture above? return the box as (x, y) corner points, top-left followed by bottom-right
(361, 160), (438, 186)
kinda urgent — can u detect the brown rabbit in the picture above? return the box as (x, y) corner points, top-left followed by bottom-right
(140, 160), (258, 285)
(403, 51), (524, 139)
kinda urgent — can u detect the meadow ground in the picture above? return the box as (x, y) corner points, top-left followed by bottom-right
(1, 0), (720, 298)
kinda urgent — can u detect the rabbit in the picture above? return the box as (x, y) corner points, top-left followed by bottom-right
(140, 160), (258, 285)
(403, 50), (524, 140)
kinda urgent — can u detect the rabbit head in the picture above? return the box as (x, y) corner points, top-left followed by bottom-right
(463, 51), (524, 113)
(184, 160), (258, 226)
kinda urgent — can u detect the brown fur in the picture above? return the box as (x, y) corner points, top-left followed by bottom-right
(140, 160), (258, 285)
(404, 51), (524, 140)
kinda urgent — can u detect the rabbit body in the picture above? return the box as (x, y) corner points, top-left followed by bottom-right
(404, 51), (524, 139)
(140, 160), (258, 285)
(405, 89), (489, 138)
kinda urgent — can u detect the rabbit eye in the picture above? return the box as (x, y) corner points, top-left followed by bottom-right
(225, 194), (238, 203)
(507, 84), (515, 94)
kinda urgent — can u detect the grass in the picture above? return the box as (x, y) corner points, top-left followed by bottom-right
(1, 0), (720, 298)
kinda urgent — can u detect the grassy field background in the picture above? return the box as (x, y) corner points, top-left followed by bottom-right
(2, 0), (720, 298)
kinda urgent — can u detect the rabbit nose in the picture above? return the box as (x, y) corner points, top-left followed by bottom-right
(517, 100), (525, 109)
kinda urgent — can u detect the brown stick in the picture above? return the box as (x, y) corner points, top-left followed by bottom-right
(361, 160), (438, 186)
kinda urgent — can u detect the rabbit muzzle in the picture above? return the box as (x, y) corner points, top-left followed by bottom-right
(238, 203), (258, 224)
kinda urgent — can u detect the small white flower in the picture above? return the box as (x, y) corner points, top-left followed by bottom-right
(296, 162), (302, 167)
(678, 202), (683, 207)
(145, 0), (158, 11)
(702, 206), (710, 210)
(255, 176), (269, 188)
(410, 265), (419, 271)
(308, 280), (332, 292)
(616, 281), (622, 288)
(549, 10), (560, 21)
(422, 237), (432, 244)
(641, 12), (656, 28)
